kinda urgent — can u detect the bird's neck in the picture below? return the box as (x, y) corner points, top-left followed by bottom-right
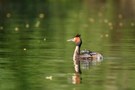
(73, 46), (80, 61)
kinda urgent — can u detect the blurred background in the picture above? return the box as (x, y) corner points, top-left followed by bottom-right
(0, 0), (135, 90)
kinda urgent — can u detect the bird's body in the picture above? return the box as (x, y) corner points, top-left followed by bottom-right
(80, 49), (103, 62)
(67, 34), (103, 73)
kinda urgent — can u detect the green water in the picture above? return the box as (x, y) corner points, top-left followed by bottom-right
(0, 0), (135, 90)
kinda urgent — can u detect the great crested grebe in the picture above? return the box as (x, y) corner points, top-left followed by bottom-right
(67, 34), (103, 73)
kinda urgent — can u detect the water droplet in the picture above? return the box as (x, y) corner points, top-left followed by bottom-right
(15, 27), (19, 31)
(108, 22), (113, 27)
(131, 22), (135, 27)
(105, 34), (109, 37)
(98, 12), (103, 17)
(89, 18), (95, 23)
(6, 13), (11, 18)
(100, 34), (103, 38)
(110, 26), (113, 30)
(23, 48), (27, 51)
(39, 13), (44, 19)
(118, 14), (123, 19)
(119, 22), (123, 27)
(0, 26), (3, 30)
(44, 38), (46, 41)
(104, 19), (108, 23)
(25, 24), (29, 28)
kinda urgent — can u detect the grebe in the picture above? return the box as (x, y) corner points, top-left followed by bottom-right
(67, 34), (103, 73)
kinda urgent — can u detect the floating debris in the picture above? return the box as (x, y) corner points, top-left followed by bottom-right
(6, 13), (11, 18)
(15, 27), (19, 31)
(35, 21), (40, 27)
(45, 76), (52, 80)
(39, 13), (45, 19)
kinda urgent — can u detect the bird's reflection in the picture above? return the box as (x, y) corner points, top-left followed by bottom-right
(70, 58), (103, 84)
(71, 73), (82, 84)
(80, 57), (103, 69)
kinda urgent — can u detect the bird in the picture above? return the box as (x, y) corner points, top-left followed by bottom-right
(67, 34), (103, 73)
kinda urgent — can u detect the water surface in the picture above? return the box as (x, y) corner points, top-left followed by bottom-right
(0, 0), (135, 90)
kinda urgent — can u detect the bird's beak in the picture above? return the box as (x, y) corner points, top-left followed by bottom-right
(67, 38), (74, 42)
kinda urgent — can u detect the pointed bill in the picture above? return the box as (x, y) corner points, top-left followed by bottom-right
(67, 38), (75, 42)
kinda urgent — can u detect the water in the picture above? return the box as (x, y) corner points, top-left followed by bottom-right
(0, 0), (135, 90)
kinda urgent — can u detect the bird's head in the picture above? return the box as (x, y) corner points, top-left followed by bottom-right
(67, 34), (82, 47)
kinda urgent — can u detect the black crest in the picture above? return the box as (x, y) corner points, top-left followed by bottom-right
(75, 34), (81, 37)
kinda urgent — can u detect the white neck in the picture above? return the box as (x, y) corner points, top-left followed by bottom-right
(73, 46), (80, 61)
(73, 46), (81, 73)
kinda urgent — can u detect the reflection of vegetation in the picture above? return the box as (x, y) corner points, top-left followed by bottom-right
(0, 0), (135, 90)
